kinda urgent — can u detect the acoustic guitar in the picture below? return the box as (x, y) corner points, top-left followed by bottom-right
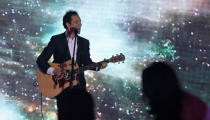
(37, 53), (125, 98)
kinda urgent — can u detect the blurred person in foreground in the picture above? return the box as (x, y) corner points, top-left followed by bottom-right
(141, 62), (210, 120)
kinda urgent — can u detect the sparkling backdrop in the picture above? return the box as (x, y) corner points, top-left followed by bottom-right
(0, 0), (210, 120)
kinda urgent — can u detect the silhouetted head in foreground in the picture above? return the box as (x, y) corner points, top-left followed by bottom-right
(142, 62), (183, 120)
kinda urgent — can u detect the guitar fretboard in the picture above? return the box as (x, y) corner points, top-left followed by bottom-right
(76, 59), (110, 74)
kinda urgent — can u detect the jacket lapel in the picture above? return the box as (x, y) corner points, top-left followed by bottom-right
(61, 32), (72, 61)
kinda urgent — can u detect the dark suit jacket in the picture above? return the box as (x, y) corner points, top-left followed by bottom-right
(36, 32), (95, 89)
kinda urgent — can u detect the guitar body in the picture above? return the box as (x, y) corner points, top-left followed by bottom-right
(37, 60), (79, 98)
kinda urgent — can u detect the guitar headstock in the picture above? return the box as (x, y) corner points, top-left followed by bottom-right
(109, 53), (125, 63)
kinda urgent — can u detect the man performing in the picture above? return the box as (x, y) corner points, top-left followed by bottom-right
(36, 10), (107, 120)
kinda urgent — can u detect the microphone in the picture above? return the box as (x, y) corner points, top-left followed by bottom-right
(68, 27), (79, 37)
(71, 27), (78, 35)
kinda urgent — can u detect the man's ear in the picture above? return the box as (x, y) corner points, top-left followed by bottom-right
(66, 22), (71, 29)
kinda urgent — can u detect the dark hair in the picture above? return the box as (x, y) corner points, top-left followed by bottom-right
(142, 62), (183, 120)
(63, 10), (79, 29)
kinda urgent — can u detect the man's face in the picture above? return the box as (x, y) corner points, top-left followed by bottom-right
(68, 15), (82, 34)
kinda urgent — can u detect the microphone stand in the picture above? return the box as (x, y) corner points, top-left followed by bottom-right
(70, 30), (78, 89)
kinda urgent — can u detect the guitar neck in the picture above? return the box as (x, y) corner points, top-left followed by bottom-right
(75, 53), (125, 74)
(76, 59), (110, 74)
